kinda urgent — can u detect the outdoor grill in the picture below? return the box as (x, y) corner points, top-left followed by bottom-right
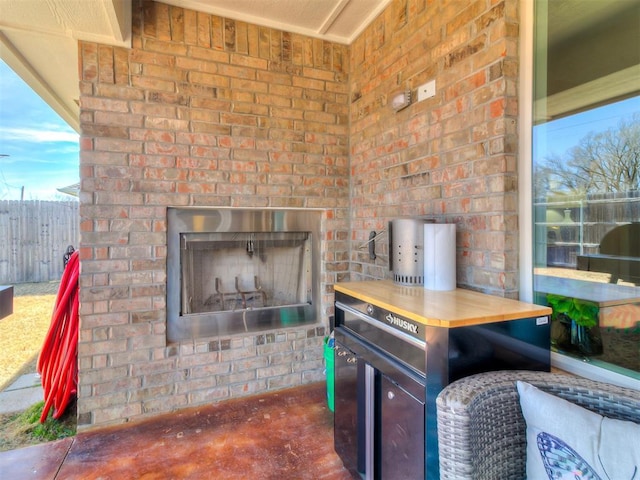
(577, 223), (640, 284)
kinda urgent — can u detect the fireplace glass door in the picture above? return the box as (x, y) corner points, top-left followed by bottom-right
(180, 231), (312, 315)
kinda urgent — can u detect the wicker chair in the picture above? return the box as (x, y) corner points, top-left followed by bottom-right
(436, 370), (640, 479)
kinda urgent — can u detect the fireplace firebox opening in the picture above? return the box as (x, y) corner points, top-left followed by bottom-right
(167, 208), (322, 342)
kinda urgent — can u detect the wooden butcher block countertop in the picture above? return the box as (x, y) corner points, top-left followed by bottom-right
(334, 280), (552, 328)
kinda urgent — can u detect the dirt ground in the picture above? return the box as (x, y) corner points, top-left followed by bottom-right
(0, 283), (59, 390)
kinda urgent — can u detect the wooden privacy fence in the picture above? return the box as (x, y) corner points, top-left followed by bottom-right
(0, 201), (79, 284)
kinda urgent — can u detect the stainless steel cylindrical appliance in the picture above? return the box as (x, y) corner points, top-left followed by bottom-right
(389, 218), (426, 285)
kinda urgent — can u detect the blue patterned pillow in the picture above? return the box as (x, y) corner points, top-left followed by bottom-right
(517, 381), (640, 479)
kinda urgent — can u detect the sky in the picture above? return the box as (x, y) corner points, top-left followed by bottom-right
(0, 59), (79, 201)
(535, 96), (640, 160)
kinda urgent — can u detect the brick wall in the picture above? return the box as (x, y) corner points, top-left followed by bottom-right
(349, 0), (520, 297)
(78, 0), (522, 429)
(78, 0), (350, 429)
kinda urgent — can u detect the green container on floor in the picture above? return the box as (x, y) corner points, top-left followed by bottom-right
(323, 336), (335, 412)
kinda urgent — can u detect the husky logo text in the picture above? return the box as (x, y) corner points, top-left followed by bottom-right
(385, 313), (419, 334)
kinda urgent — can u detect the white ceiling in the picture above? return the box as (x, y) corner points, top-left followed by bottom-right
(0, 0), (390, 133)
(161, 0), (391, 44)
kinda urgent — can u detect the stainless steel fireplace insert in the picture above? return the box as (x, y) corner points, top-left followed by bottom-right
(167, 207), (322, 342)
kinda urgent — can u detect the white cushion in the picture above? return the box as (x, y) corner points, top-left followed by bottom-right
(516, 380), (640, 479)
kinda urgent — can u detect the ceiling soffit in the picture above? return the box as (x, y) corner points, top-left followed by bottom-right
(0, 0), (132, 131)
(161, 0), (391, 44)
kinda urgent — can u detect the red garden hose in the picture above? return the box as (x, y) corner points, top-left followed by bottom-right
(37, 250), (79, 423)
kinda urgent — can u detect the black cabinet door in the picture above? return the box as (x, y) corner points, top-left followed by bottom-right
(334, 341), (363, 477)
(379, 374), (425, 480)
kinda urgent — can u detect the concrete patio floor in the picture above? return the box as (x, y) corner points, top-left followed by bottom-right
(0, 372), (43, 415)
(0, 382), (352, 479)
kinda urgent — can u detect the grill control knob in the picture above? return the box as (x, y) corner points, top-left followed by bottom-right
(387, 391), (395, 400)
(366, 304), (374, 316)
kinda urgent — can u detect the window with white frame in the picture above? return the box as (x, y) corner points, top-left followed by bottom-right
(526, 0), (639, 386)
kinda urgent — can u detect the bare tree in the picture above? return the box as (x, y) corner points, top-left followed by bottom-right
(538, 113), (640, 195)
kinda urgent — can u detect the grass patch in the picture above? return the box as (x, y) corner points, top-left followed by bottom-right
(0, 293), (57, 390)
(0, 400), (76, 452)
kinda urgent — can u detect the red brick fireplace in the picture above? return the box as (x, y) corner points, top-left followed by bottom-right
(78, 0), (520, 429)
